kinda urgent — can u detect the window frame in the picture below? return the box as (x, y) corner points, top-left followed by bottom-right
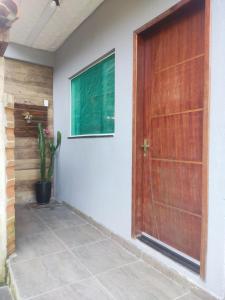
(68, 50), (115, 139)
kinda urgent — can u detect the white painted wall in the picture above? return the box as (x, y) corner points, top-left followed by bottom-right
(53, 0), (225, 298)
(205, 0), (225, 296)
(5, 43), (55, 67)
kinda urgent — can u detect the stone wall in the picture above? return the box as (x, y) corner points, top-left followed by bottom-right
(0, 58), (15, 283)
(4, 94), (15, 255)
(0, 57), (7, 283)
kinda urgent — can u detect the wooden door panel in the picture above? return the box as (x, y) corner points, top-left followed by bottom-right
(151, 56), (204, 116)
(151, 160), (202, 215)
(150, 2), (205, 71)
(151, 111), (203, 161)
(133, 0), (208, 264)
(155, 203), (201, 260)
(142, 197), (157, 238)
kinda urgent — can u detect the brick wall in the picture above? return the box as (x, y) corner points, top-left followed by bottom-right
(4, 94), (15, 255)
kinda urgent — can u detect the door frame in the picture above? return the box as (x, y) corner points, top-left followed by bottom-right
(132, 0), (211, 279)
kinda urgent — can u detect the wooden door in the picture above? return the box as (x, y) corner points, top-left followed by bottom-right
(133, 0), (209, 269)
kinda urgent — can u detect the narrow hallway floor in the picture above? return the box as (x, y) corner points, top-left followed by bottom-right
(8, 203), (207, 300)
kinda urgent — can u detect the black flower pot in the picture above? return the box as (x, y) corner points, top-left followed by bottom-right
(35, 181), (52, 205)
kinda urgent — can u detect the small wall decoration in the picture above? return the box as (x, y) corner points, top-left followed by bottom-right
(14, 103), (48, 137)
(22, 111), (33, 124)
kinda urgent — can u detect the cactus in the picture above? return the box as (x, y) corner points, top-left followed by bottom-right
(47, 131), (61, 181)
(37, 123), (61, 182)
(37, 123), (46, 181)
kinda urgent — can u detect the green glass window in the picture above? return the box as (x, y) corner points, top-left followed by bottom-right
(71, 53), (115, 137)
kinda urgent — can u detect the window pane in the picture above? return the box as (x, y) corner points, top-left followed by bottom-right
(71, 53), (115, 136)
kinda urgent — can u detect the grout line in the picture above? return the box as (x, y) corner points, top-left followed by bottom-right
(87, 219), (190, 291)
(70, 237), (110, 251)
(10, 248), (67, 266)
(18, 207), (107, 252)
(47, 222), (89, 232)
(110, 237), (140, 259)
(31, 208), (118, 300)
(145, 261), (189, 290)
(12, 204), (192, 300)
(90, 278), (117, 300)
(59, 205), (191, 290)
(25, 276), (116, 300)
(22, 217), (89, 233)
(46, 222), (117, 300)
(93, 259), (141, 278)
(26, 207), (161, 298)
(17, 205), (183, 290)
(174, 291), (191, 299)
(23, 212), (95, 299)
(25, 278), (90, 300)
(29, 207), (89, 230)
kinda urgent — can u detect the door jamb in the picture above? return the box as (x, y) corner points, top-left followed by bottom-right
(131, 0), (211, 279)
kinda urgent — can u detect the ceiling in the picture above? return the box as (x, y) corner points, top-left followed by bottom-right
(9, 0), (104, 52)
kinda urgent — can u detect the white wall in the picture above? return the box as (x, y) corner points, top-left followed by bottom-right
(5, 43), (55, 67)
(206, 0), (225, 296)
(53, 0), (225, 298)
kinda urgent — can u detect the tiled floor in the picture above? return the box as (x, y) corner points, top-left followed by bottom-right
(0, 286), (13, 300)
(9, 203), (205, 300)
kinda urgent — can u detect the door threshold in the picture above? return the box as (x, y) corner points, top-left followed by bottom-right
(138, 234), (200, 274)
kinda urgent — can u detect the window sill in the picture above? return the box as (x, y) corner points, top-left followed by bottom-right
(68, 134), (115, 139)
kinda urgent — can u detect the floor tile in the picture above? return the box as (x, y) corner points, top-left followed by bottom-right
(16, 210), (48, 238)
(54, 224), (106, 248)
(31, 278), (113, 300)
(13, 231), (66, 263)
(73, 239), (137, 275)
(40, 251), (91, 284)
(11, 258), (61, 299)
(35, 206), (86, 229)
(97, 261), (187, 300)
(0, 287), (12, 300)
(11, 251), (90, 299)
(178, 292), (204, 300)
(11, 204), (204, 300)
(190, 288), (216, 300)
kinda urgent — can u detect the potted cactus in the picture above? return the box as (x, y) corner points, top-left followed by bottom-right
(35, 123), (61, 205)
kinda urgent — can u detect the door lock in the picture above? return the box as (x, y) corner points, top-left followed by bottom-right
(141, 139), (150, 157)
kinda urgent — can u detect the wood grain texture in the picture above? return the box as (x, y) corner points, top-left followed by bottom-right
(151, 56), (204, 116)
(145, 1), (204, 259)
(151, 111), (203, 161)
(151, 160), (202, 215)
(155, 203), (202, 260)
(4, 59), (53, 204)
(14, 103), (48, 138)
(5, 58), (53, 131)
(15, 169), (39, 181)
(15, 159), (41, 170)
(132, 0), (209, 269)
(15, 146), (39, 160)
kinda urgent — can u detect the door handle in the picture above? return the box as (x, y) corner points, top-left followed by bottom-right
(141, 139), (150, 157)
